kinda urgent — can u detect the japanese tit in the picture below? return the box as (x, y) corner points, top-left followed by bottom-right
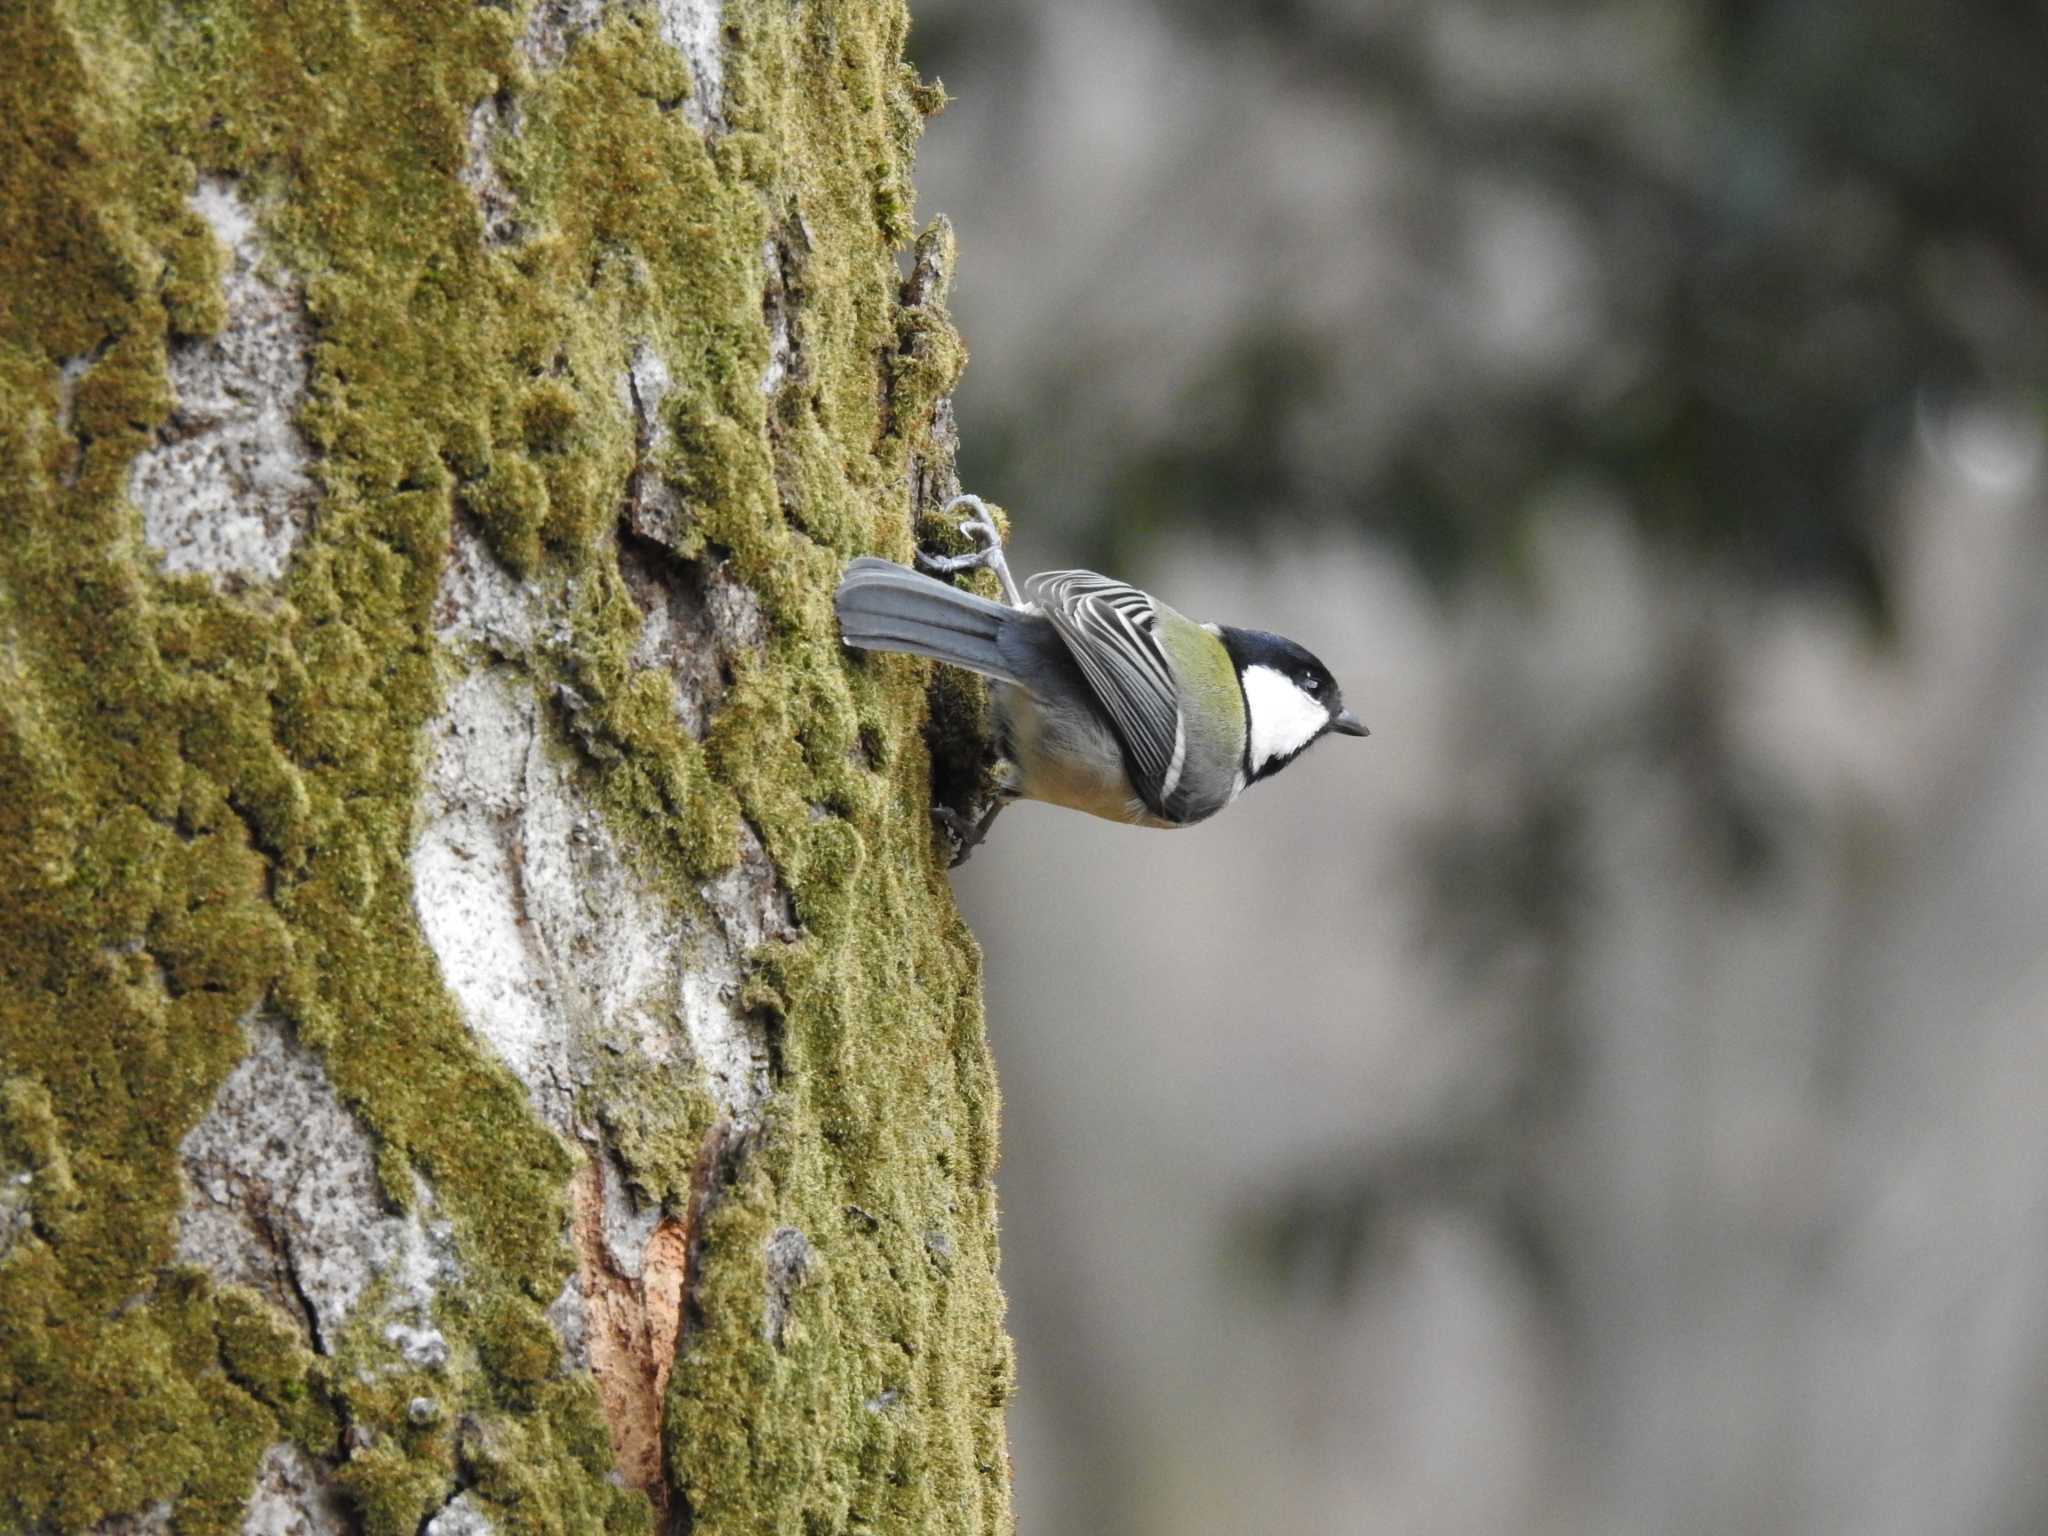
(836, 495), (1367, 859)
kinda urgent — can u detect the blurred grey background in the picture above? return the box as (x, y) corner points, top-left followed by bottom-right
(908, 3), (2048, 1534)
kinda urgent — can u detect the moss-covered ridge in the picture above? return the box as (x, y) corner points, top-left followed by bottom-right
(0, 1), (1005, 1532)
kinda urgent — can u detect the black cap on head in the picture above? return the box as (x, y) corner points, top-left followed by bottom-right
(1218, 626), (1366, 777)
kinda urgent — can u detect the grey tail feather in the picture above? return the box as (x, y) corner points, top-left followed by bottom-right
(835, 556), (1021, 683)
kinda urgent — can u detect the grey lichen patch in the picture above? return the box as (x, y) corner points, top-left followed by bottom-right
(461, 92), (531, 249)
(177, 1015), (461, 1356)
(130, 176), (317, 588)
(382, 1316), (454, 1373)
(521, 0), (725, 130)
(522, 0), (611, 69)
(619, 343), (688, 549)
(93, 1500), (174, 1536)
(545, 1274), (593, 1372)
(239, 1444), (352, 1536)
(682, 814), (799, 1110)
(758, 209), (816, 399)
(595, 1151), (664, 1281)
(460, 2), (598, 250)
(701, 816), (796, 957)
(0, 1160), (29, 1265)
(422, 1491), (496, 1536)
(761, 1224), (815, 1348)
(55, 348), (108, 478)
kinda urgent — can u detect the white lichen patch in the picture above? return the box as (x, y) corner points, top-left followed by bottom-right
(435, 518), (539, 656)
(623, 341), (672, 436)
(411, 669), (576, 1129)
(423, 1492), (496, 1536)
(131, 176), (317, 587)
(656, 0), (726, 133)
(412, 664), (780, 1137)
(761, 1225), (816, 1348)
(239, 1444), (351, 1536)
(177, 1014), (460, 1356)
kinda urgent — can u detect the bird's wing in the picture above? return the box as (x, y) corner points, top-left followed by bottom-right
(1026, 569), (1187, 812)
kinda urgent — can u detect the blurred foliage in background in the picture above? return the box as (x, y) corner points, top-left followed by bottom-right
(912, 4), (2048, 1533)
(918, 0), (2045, 625)
(916, 0), (2046, 1311)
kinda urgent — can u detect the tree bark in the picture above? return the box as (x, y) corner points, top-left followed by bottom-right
(0, 3), (1009, 1533)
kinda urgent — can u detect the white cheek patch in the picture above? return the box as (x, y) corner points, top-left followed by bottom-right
(1242, 664), (1328, 771)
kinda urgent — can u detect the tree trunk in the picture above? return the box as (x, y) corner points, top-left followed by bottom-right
(0, 3), (1010, 1533)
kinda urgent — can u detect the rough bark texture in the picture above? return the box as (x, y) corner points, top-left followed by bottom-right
(0, 3), (1010, 1534)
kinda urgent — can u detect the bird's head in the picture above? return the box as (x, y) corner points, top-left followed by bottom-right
(1219, 627), (1369, 783)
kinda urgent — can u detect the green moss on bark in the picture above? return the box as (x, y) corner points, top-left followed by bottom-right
(1, 0), (1004, 1532)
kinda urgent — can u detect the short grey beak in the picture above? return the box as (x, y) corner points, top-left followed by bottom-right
(1331, 708), (1369, 737)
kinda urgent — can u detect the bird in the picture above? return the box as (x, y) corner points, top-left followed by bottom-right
(835, 494), (1368, 862)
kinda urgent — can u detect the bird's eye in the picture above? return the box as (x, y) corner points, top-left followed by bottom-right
(1302, 675), (1322, 694)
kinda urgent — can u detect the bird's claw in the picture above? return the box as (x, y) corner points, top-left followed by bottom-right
(916, 493), (1022, 607)
(947, 494), (1003, 549)
(932, 799), (1006, 868)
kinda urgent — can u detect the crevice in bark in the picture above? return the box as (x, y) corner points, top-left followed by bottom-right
(616, 530), (732, 740)
(665, 1117), (761, 1536)
(176, 1013), (459, 1358)
(678, 1120), (756, 1343)
(879, 215), (962, 447)
(257, 1201), (325, 1348)
(760, 203), (813, 405)
(567, 1155), (689, 1509)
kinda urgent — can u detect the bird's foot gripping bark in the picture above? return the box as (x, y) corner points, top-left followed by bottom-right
(916, 493), (1023, 608)
(932, 796), (1009, 868)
